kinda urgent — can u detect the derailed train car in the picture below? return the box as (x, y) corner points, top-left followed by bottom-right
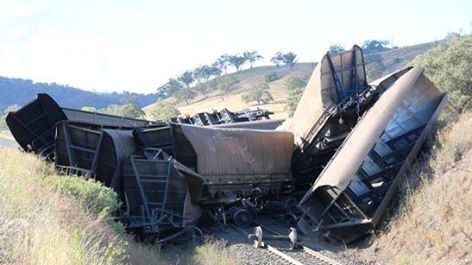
(297, 67), (447, 241)
(6, 94), (154, 160)
(5, 45), (446, 242)
(286, 46), (414, 189)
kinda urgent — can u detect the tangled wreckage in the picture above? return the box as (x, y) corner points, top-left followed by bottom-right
(6, 45), (447, 243)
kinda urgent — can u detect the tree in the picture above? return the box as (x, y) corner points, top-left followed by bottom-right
(362, 40), (391, 54)
(270, 52), (284, 68)
(243, 50), (263, 68)
(178, 71), (194, 89)
(214, 54), (230, 74)
(285, 75), (309, 90)
(413, 34), (472, 112)
(157, 78), (184, 98)
(193, 65), (222, 98)
(175, 88), (197, 105)
(194, 65), (221, 83)
(218, 76), (240, 99)
(328, 44), (345, 54)
(282, 52), (297, 69)
(193, 65), (213, 83)
(195, 83), (211, 99)
(242, 83), (274, 105)
(285, 87), (304, 117)
(99, 103), (145, 119)
(228, 55), (246, 72)
(151, 99), (181, 121)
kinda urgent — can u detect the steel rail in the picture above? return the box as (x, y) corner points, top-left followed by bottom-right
(229, 223), (344, 265)
(256, 223), (343, 265)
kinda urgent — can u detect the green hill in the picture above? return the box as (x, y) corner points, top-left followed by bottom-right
(0, 77), (159, 111)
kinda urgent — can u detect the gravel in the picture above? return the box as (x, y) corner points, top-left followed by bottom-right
(207, 216), (370, 265)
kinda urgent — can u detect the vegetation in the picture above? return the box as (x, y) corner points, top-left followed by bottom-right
(362, 39), (395, 54)
(285, 87), (304, 117)
(193, 238), (240, 265)
(0, 104), (19, 130)
(413, 34), (472, 112)
(175, 87), (198, 105)
(328, 44), (345, 54)
(270, 52), (284, 68)
(364, 113), (472, 265)
(283, 75), (309, 117)
(265, 71), (280, 82)
(365, 53), (387, 82)
(241, 83), (274, 105)
(149, 99), (181, 121)
(0, 149), (128, 265)
(227, 55), (246, 72)
(243, 50), (263, 69)
(285, 75), (309, 90)
(0, 148), (244, 265)
(0, 77), (158, 110)
(360, 33), (472, 265)
(218, 76), (240, 99)
(98, 103), (145, 119)
(81, 103), (145, 119)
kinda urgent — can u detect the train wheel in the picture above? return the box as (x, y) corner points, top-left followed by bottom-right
(232, 208), (253, 227)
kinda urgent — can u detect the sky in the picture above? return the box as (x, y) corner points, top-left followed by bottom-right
(0, 0), (471, 93)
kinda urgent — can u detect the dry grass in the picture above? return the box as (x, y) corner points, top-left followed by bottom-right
(0, 148), (166, 265)
(191, 238), (241, 265)
(365, 113), (472, 265)
(144, 63), (314, 120)
(0, 148), (243, 265)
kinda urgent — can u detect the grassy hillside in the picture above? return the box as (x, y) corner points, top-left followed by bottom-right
(145, 41), (441, 119)
(375, 40), (444, 75)
(0, 147), (239, 265)
(145, 63), (315, 120)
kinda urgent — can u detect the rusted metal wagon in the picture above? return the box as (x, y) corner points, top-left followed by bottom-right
(5, 45), (447, 242)
(6, 93), (153, 160)
(297, 67), (447, 241)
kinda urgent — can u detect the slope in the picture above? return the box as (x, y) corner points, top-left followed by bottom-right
(144, 40), (442, 119)
(0, 77), (158, 110)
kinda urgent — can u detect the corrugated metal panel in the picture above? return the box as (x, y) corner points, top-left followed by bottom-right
(182, 125), (294, 177)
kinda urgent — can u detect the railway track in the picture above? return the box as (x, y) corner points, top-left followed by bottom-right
(229, 223), (343, 265)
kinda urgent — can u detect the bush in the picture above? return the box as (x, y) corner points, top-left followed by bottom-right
(218, 76), (240, 96)
(413, 34), (472, 112)
(265, 71), (279, 82)
(285, 87), (304, 117)
(98, 103), (145, 119)
(285, 75), (308, 90)
(241, 83), (273, 105)
(0, 149), (127, 265)
(150, 99), (181, 121)
(46, 175), (120, 217)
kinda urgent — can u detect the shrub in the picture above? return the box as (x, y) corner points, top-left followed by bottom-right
(285, 75), (308, 90)
(150, 99), (181, 121)
(46, 175), (120, 217)
(265, 71), (279, 82)
(413, 34), (472, 112)
(241, 83), (273, 105)
(285, 87), (304, 117)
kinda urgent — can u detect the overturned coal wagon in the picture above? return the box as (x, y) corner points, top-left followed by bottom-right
(6, 45), (446, 243)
